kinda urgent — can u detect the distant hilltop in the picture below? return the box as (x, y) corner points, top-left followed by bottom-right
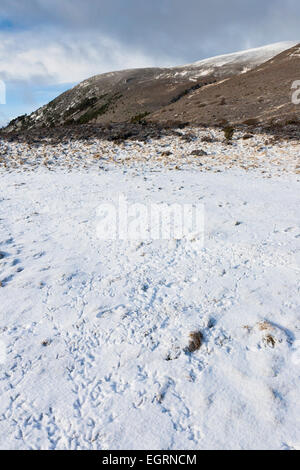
(5, 41), (300, 132)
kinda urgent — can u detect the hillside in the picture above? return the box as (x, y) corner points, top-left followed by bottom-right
(4, 42), (297, 132)
(150, 44), (300, 127)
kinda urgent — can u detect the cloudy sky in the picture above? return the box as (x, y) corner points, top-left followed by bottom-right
(0, 0), (299, 125)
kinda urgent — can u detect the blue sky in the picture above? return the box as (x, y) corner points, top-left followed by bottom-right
(0, 0), (299, 127)
(0, 82), (74, 126)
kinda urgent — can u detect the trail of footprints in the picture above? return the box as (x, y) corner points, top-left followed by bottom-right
(0, 235), (25, 287)
(0, 168), (298, 448)
(0, 248), (296, 448)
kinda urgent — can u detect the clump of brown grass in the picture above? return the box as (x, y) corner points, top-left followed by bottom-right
(258, 321), (273, 331)
(185, 331), (203, 353)
(264, 334), (276, 348)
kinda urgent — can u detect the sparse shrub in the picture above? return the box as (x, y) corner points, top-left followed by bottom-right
(78, 104), (109, 124)
(223, 125), (235, 142)
(163, 120), (184, 129)
(177, 122), (190, 129)
(130, 112), (150, 124)
(170, 83), (202, 104)
(107, 130), (134, 142)
(65, 118), (75, 126)
(190, 149), (208, 156)
(201, 135), (215, 143)
(242, 133), (253, 140)
(180, 133), (197, 142)
(77, 93), (122, 124)
(243, 118), (259, 127)
(285, 118), (299, 125)
(185, 331), (203, 353)
(63, 96), (98, 119)
(263, 334), (276, 348)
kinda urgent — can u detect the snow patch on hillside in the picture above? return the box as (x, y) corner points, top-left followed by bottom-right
(188, 41), (298, 68)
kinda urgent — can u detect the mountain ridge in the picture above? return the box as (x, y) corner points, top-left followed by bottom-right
(150, 43), (300, 127)
(4, 41), (300, 132)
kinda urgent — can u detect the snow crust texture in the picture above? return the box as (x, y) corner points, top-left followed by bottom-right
(0, 128), (299, 449)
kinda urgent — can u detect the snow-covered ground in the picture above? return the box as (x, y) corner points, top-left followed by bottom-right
(0, 129), (299, 450)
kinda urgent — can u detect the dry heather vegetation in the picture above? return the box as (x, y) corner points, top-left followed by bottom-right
(0, 124), (300, 176)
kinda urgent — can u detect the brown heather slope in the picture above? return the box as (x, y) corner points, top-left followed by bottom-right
(4, 67), (218, 132)
(4, 43), (296, 133)
(149, 44), (300, 128)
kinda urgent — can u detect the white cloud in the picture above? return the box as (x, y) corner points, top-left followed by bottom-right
(0, 29), (176, 85)
(0, 0), (298, 126)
